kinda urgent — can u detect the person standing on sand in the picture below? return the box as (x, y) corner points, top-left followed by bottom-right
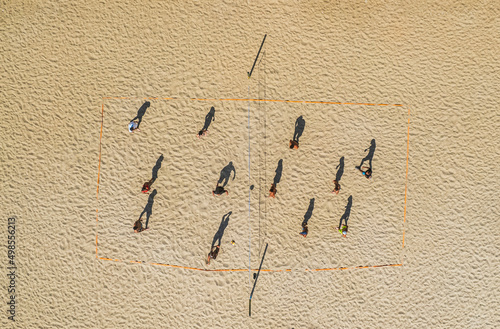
(269, 183), (277, 198)
(207, 245), (221, 264)
(133, 219), (148, 233)
(213, 183), (228, 196)
(197, 129), (208, 138)
(128, 120), (140, 133)
(299, 221), (308, 237)
(355, 166), (372, 179)
(332, 180), (341, 194)
(141, 179), (153, 194)
(289, 139), (299, 149)
(336, 224), (348, 237)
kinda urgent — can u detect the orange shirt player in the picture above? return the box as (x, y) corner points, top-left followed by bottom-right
(332, 180), (341, 195)
(289, 140), (299, 150)
(141, 179), (153, 194)
(269, 183), (277, 198)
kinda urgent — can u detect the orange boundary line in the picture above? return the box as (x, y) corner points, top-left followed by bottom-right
(98, 257), (402, 272)
(96, 98), (409, 272)
(101, 96), (403, 108)
(95, 103), (104, 259)
(401, 106), (411, 263)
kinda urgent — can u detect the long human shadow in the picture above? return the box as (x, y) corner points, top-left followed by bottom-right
(211, 211), (232, 248)
(140, 189), (157, 229)
(130, 101), (150, 128)
(151, 154), (164, 184)
(273, 159), (283, 185)
(358, 139), (376, 169)
(218, 161), (236, 187)
(338, 195), (353, 228)
(302, 198), (315, 225)
(293, 115), (306, 142)
(202, 106), (216, 130)
(335, 156), (345, 182)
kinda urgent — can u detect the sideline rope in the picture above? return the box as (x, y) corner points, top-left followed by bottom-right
(95, 103), (104, 259)
(98, 257), (402, 272)
(101, 96), (404, 108)
(402, 106), (411, 263)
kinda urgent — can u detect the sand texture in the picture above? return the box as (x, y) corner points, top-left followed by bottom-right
(1, 0), (499, 328)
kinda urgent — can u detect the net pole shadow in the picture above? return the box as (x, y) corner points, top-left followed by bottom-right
(247, 34), (267, 79)
(249, 243), (268, 316)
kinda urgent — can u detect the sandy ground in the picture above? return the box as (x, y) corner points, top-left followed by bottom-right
(1, 0), (499, 328)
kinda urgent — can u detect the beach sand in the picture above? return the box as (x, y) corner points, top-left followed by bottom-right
(1, 0), (499, 327)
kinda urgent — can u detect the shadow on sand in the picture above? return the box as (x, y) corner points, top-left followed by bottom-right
(151, 154), (164, 184)
(218, 162), (236, 187)
(273, 159), (283, 185)
(211, 211), (232, 248)
(358, 139), (376, 169)
(335, 156), (345, 182)
(131, 101), (150, 128)
(140, 189), (157, 229)
(302, 198), (315, 226)
(202, 106), (216, 130)
(338, 195), (352, 228)
(293, 115), (306, 142)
